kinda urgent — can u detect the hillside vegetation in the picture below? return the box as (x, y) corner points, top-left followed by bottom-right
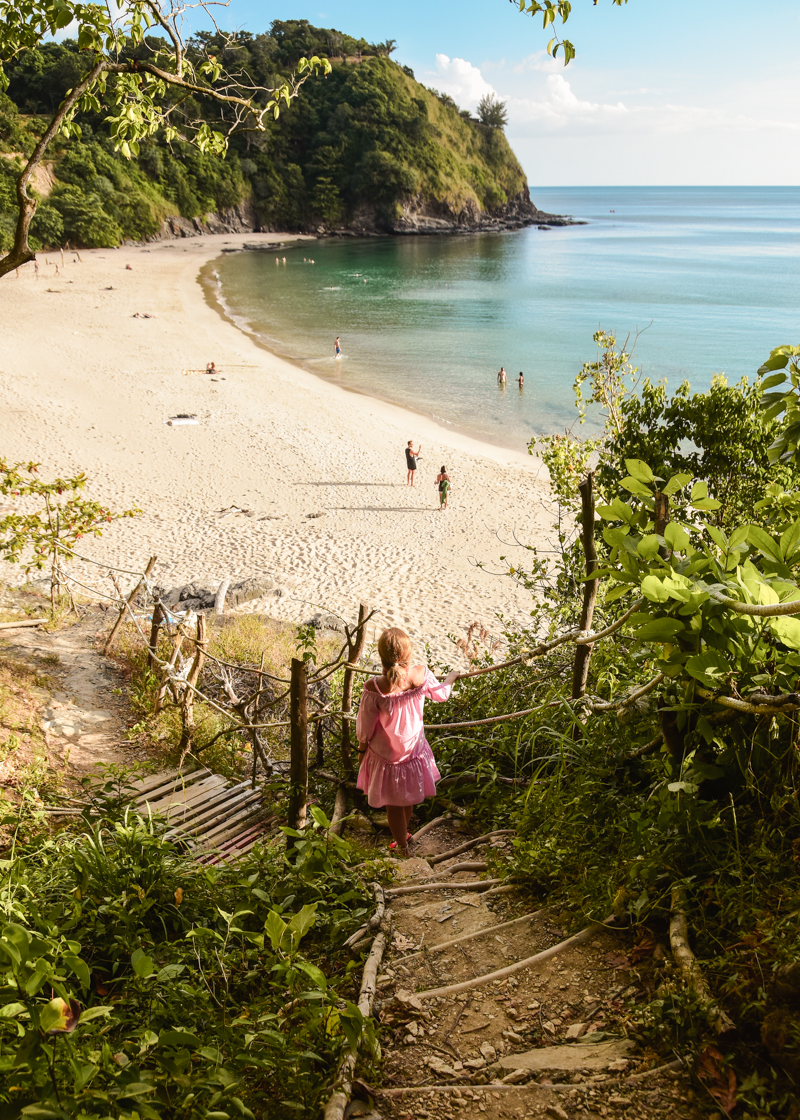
(0, 20), (536, 251)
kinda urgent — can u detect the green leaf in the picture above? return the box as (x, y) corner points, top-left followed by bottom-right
(63, 953), (90, 992)
(265, 911), (286, 952)
(131, 949), (154, 979)
(620, 476), (653, 499)
(769, 616), (800, 651)
(286, 904), (318, 944)
(637, 534), (661, 560)
(685, 650), (730, 686)
(634, 618), (684, 641)
(668, 781), (699, 795)
(706, 525), (728, 552)
(158, 1030), (200, 1049)
(309, 805), (330, 829)
(691, 480), (708, 502)
(78, 1006), (112, 1023)
(662, 472), (692, 497)
(624, 459), (655, 484)
(295, 960), (328, 990)
(780, 520), (800, 561)
(641, 575), (669, 603)
(0, 1002), (25, 1019)
(664, 523), (691, 552)
(747, 525), (783, 564)
(761, 371), (788, 389)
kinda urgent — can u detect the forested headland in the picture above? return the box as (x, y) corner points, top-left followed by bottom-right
(0, 19), (558, 251)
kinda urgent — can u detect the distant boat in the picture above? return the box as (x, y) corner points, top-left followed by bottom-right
(610, 209), (615, 213)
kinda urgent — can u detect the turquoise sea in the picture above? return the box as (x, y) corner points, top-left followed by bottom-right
(214, 187), (800, 453)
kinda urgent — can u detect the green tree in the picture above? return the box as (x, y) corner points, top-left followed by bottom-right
(477, 93), (508, 129)
(0, 0), (330, 277)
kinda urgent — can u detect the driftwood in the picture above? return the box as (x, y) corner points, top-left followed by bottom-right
(323, 927), (389, 1120)
(626, 1058), (685, 1084)
(343, 884), (386, 949)
(214, 577), (230, 616)
(103, 555), (157, 655)
(669, 887), (735, 1036)
(178, 614), (208, 760)
(428, 830), (515, 866)
(340, 602), (371, 780)
(397, 910), (543, 964)
(0, 618), (47, 630)
(414, 916), (614, 1000)
(386, 878), (501, 898)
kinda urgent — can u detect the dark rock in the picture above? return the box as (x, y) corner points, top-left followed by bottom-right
(155, 576), (275, 615)
(307, 611), (345, 633)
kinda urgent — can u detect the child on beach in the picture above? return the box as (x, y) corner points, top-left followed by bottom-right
(435, 466), (451, 509)
(356, 628), (458, 857)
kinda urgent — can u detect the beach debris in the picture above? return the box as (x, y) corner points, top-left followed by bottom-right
(217, 506), (254, 518)
(165, 414), (198, 426)
(133, 312), (157, 318)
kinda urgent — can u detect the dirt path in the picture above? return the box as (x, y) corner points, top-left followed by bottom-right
(361, 820), (708, 1120)
(0, 599), (144, 786)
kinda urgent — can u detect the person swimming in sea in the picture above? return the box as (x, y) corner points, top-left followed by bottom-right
(517, 371), (524, 389)
(435, 466), (451, 510)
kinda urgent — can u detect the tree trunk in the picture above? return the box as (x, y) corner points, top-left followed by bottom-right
(571, 472), (599, 703)
(178, 614), (208, 758)
(288, 658), (309, 833)
(655, 490), (671, 560)
(341, 602), (369, 780)
(148, 602), (164, 673)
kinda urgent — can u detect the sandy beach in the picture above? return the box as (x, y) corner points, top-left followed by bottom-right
(0, 233), (553, 660)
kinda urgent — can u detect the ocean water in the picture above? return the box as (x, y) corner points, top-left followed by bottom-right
(214, 187), (800, 453)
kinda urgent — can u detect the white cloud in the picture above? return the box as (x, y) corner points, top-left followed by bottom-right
(429, 54), (498, 110)
(512, 74), (628, 131)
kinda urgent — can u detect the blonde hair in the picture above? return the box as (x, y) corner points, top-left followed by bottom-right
(378, 627), (413, 688)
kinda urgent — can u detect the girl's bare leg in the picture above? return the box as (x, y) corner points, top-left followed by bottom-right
(387, 804), (410, 855)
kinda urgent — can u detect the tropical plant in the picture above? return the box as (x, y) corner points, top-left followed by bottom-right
(477, 93), (509, 129)
(514, 0), (629, 64)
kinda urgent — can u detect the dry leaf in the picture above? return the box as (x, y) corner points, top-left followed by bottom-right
(392, 933), (416, 952)
(697, 1044), (737, 1112)
(604, 951), (632, 970)
(630, 928), (658, 964)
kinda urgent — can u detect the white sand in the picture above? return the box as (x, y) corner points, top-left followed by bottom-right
(0, 233), (554, 660)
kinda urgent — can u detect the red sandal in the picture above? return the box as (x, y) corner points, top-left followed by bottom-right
(389, 833), (413, 852)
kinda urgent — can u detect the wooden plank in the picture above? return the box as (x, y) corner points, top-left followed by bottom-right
(168, 780), (256, 828)
(193, 804), (265, 849)
(134, 767), (209, 805)
(171, 787), (261, 837)
(146, 775), (228, 817)
(163, 788), (250, 838)
(130, 766), (203, 796)
(185, 793), (263, 842)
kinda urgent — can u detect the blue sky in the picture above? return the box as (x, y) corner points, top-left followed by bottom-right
(208, 1), (800, 185)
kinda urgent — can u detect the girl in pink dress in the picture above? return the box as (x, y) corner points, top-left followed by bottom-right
(356, 628), (458, 857)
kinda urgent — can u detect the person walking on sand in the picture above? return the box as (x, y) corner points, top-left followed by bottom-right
(497, 366), (507, 386)
(517, 371), (524, 389)
(334, 336), (342, 359)
(435, 466), (451, 510)
(357, 628), (458, 857)
(206, 361), (217, 375)
(405, 441), (422, 486)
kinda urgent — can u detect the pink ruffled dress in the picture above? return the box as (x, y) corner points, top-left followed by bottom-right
(356, 669), (452, 808)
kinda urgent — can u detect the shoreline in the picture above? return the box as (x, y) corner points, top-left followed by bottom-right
(198, 251), (536, 471)
(0, 232), (552, 659)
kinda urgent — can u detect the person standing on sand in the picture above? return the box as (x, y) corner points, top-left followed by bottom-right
(405, 441), (422, 486)
(356, 628), (458, 857)
(334, 336), (342, 359)
(435, 466), (451, 510)
(497, 366), (507, 386)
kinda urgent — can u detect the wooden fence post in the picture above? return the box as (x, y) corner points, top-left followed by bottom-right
(148, 602), (163, 673)
(288, 657), (309, 833)
(571, 473), (599, 704)
(341, 603), (369, 781)
(178, 614), (208, 758)
(103, 556), (157, 656)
